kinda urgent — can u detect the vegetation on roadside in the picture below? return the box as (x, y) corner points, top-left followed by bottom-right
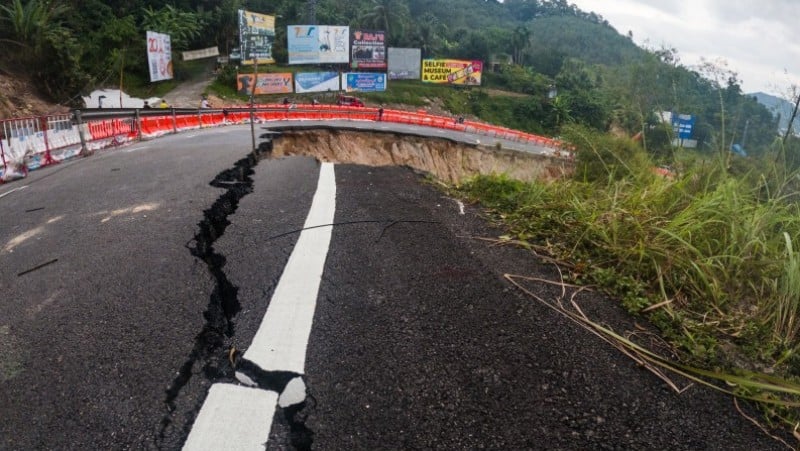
(457, 124), (800, 433)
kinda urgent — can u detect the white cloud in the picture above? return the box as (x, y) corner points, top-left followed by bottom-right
(568, 0), (800, 96)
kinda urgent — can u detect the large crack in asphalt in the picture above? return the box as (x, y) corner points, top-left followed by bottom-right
(156, 139), (272, 448)
(155, 136), (317, 450)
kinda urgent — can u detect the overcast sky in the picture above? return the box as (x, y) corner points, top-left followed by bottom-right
(566, 0), (800, 97)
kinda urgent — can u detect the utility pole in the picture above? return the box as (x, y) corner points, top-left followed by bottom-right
(250, 58), (259, 152)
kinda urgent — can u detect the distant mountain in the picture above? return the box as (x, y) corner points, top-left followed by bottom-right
(750, 92), (799, 135)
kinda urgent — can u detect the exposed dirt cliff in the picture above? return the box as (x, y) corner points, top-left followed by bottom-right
(0, 73), (69, 119)
(272, 129), (573, 184)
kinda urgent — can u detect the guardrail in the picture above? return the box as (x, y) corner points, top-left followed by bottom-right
(0, 104), (569, 183)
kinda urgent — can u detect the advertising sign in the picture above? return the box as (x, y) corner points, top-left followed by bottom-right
(350, 30), (386, 70)
(388, 48), (421, 80)
(146, 31), (173, 82)
(671, 113), (696, 139)
(295, 72), (340, 93)
(181, 46), (219, 61)
(342, 73), (387, 92)
(421, 59), (482, 85)
(237, 73), (293, 95)
(288, 25), (349, 64)
(238, 10), (276, 65)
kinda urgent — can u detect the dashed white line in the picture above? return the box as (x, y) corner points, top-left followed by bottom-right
(182, 384), (278, 451)
(0, 185), (29, 199)
(125, 145), (151, 153)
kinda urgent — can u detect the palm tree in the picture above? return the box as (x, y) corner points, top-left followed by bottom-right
(511, 25), (530, 65)
(410, 13), (446, 57)
(0, 0), (70, 57)
(359, 0), (409, 44)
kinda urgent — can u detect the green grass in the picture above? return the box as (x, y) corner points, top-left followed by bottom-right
(456, 125), (800, 433)
(205, 65), (549, 132)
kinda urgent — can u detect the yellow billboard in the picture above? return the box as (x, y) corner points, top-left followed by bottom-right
(421, 59), (482, 85)
(239, 10), (276, 65)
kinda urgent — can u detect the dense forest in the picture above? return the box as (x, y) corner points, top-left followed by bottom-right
(0, 0), (793, 163)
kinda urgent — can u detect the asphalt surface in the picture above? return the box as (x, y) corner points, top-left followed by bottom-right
(259, 119), (558, 155)
(0, 124), (789, 450)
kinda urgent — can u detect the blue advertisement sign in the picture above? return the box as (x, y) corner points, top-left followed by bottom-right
(342, 72), (386, 92)
(295, 72), (340, 93)
(671, 113), (695, 139)
(287, 25), (319, 64)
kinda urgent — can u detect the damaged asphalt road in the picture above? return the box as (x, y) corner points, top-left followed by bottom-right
(0, 125), (789, 450)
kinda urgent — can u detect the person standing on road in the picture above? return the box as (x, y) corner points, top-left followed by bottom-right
(143, 101), (151, 109)
(200, 97), (211, 109)
(159, 99), (169, 108)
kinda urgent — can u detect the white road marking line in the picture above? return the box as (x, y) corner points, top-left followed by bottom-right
(182, 384), (278, 451)
(185, 163), (336, 449)
(456, 200), (465, 215)
(238, 162), (336, 376)
(0, 185), (29, 199)
(125, 145), (151, 153)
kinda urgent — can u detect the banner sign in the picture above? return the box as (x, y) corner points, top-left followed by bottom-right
(288, 25), (349, 64)
(238, 10), (276, 65)
(342, 73), (386, 92)
(237, 73), (293, 95)
(388, 48), (421, 80)
(350, 30), (386, 70)
(421, 59), (482, 85)
(671, 113), (696, 139)
(182, 46), (219, 61)
(146, 31), (173, 82)
(295, 72), (340, 93)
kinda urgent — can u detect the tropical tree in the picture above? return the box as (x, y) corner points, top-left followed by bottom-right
(511, 25), (530, 65)
(0, 0), (70, 59)
(212, 0), (244, 56)
(359, 0), (410, 44)
(140, 5), (205, 50)
(409, 12), (447, 57)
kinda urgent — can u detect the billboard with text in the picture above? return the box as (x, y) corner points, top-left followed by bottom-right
(342, 73), (386, 92)
(288, 25), (349, 64)
(350, 30), (386, 70)
(146, 31), (173, 82)
(295, 72), (340, 93)
(238, 10), (275, 65)
(421, 59), (482, 85)
(237, 73), (293, 95)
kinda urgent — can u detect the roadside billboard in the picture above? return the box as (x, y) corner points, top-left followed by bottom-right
(295, 72), (340, 93)
(181, 46), (219, 61)
(350, 30), (386, 70)
(388, 48), (421, 80)
(342, 73), (387, 92)
(671, 113), (696, 139)
(238, 10), (276, 65)
(288, 25), (349, 64)
(146, 31), (173, 82)
(236, 73), (293, 95)
(421, 59), (482, 85)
